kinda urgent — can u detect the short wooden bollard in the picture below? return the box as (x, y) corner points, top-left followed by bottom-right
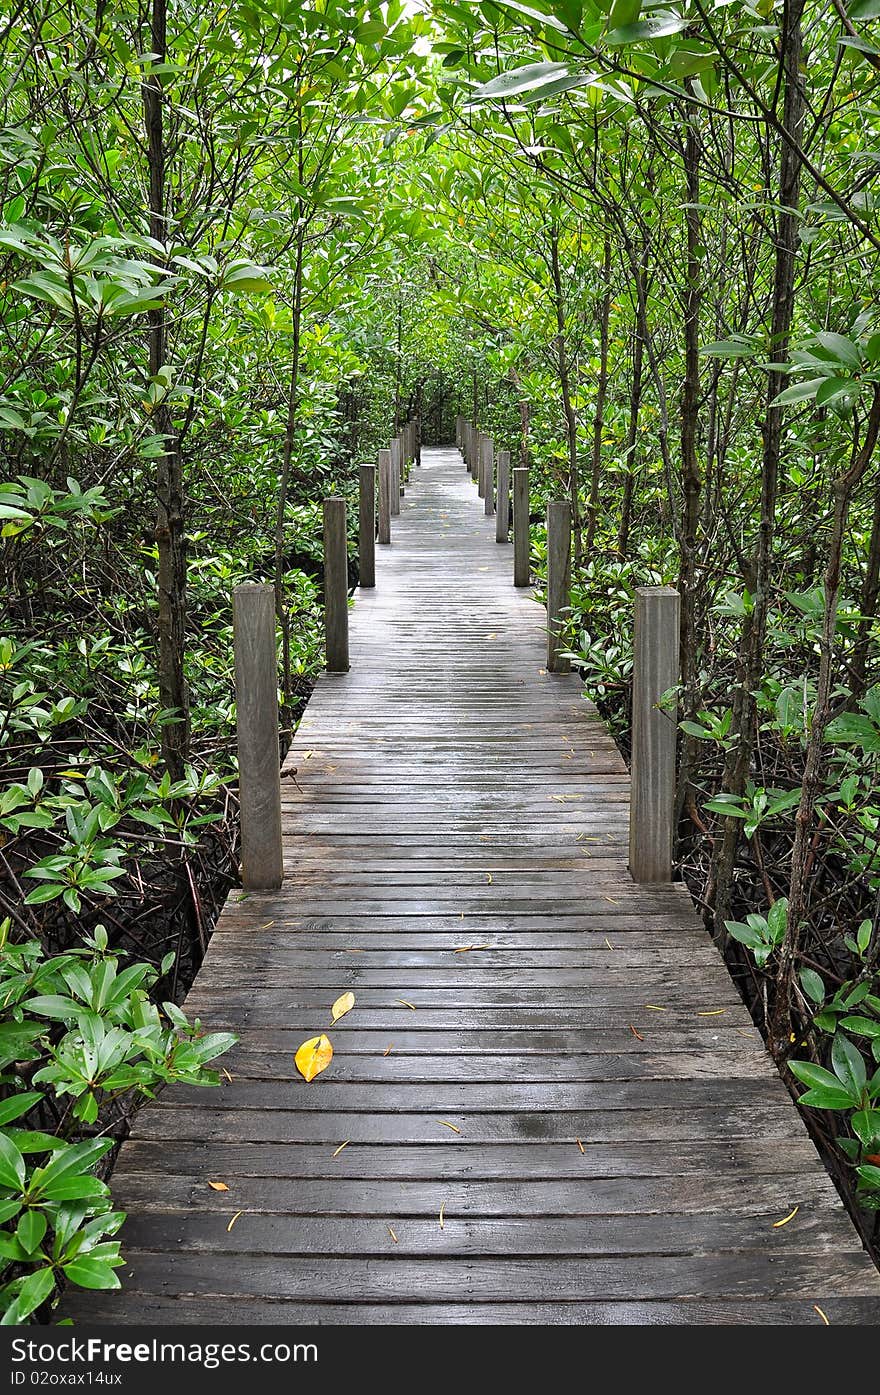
(415, 416), (421, 466)
(546, 500), (571, 673)
(358, 463), (375, 588)
(482, 436), (495, 516)
(630, 586), (680, 883)
(496, 450), (510, 543)
(378, 448), (391, 545)
(323, 497), (349, 672)
(470, 428), (479, 482)
(513, 468), (530, 586)
(233, 584), (283, 891)
(390, 437), (401, 514)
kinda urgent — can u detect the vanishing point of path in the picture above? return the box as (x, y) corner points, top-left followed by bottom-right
(66, 448), (880, 1325)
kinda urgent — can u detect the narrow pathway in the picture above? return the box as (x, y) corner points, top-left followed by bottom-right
(68, 448), (880, 1324)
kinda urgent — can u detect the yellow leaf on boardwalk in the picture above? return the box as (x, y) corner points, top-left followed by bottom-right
(207, 1181), (229, 1192)
(295, 1034), (333, 1082)
(772, 1204), (799, 1229)
(331, 991), (355, 1023)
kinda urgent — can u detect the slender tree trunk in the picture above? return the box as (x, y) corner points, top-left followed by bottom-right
(585, 236), (612, 552)
(712, 1), (807, 933)
(617, 320), (644, 558)
(144, 0), (188, 777)
(851, 474), (880, 697)
(772, 385), (880, 1051)
(273, 225), (305, 700)
(676, 115), (704, 817)
(549, 225), (581, 556)
(394, 294), (403, 435)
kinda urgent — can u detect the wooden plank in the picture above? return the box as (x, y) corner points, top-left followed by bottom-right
(64, 1252), (880, 1302)
(59, 1296), (880, 1325)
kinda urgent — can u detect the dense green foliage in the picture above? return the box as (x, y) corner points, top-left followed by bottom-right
(3, 0), (880, 1319)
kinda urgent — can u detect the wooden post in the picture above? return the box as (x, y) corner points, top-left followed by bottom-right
(496, 449), (510, 543)
(390, 437), (401, 515)
(358, 464), (375, 588)
(630, 586), (680, 883)
(415, 415), (421, 466)
(233, 584), (283, 891)
(470, 427), (479, 482)
(513, 468), (530, 587)
(378, 448), (391, 545)
(477, 433), (486, 497)
(546, 500), (571, 673)
(482, 436), (495, 515)
(323, 497), (349, 672)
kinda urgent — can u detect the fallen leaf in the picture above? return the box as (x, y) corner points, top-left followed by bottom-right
(343, 947), (365, 953)
(486, 873), (493, 884)
(388, 1225), (398, 1243)
(332, 1141), (350, 1158)
(604, 939), (614, 951)
(384, 1044), (393, 1056)
(576, 1138), (585, 1154)
(260, 921), (275, 930)
(645, 1004), (667, 1012)
(454, 943), (490, 953)
(295, 1034), (333, 1082)
(696, 1009), (726, 1017)
(226, 1211), (243, 1232)
(208, 1181), (229, 1192)
(221, 1068), (234, 1083)
(813, 1304), (829, 1326)
(397, 999), (416, 1010)
(603, 897), (620, 904)
(331, 991), (355, 1023)
(772, 1204), (799, 1229)
(439, 1120), (461, 1134)
(629, 1024), (644, 1041)
(439, 1203), (445, 1230)
(539, 668), (546, 675)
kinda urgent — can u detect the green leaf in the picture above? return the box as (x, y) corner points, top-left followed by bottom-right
(0, 1266), (55, 1324)
(0, 1091), (43, 1126)
(790, 1060), (842, 1091)
(771, 377), (828, 406)
(471, 62), (570, 101)
(62, 1256), (122, 1290)
(856, 1165), (880, 1189)
(605, 14), (689, 45)
(800, 969), (825, 1006)
(0, 1133), (26, 1189)
(832, 1032), (866, 1098)
(840, 1015), (880, 1039)
(16, 1209), (47, 1255)
(796, 1085), (857, 1110)
(815, 331), (862, 368)
(851, 1108), (880, 1146)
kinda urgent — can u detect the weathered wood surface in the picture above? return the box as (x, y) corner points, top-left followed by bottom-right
(67, 447), (880, 1326)
(232, 585), (283, 890)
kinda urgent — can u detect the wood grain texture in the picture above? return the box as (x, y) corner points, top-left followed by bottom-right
(377, 448), (391, 546)
(513, 466), (529, 587)
(232, 584), (282, 890)
(82, 448), (880, 1327)
(630, 586), (680, 882)
(322, 497), (349, 673)
(496, 448), (510, 543)
(358, 463), (375, 589)
(546, 499), (571, 674)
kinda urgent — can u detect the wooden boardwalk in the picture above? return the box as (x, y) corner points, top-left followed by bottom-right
(68, 448), (880, 1325)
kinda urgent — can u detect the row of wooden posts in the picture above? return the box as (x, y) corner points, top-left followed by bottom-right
(232, 419), (420, 892)
(232, 414), (680, 893)
(456, 415), (680, 888)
